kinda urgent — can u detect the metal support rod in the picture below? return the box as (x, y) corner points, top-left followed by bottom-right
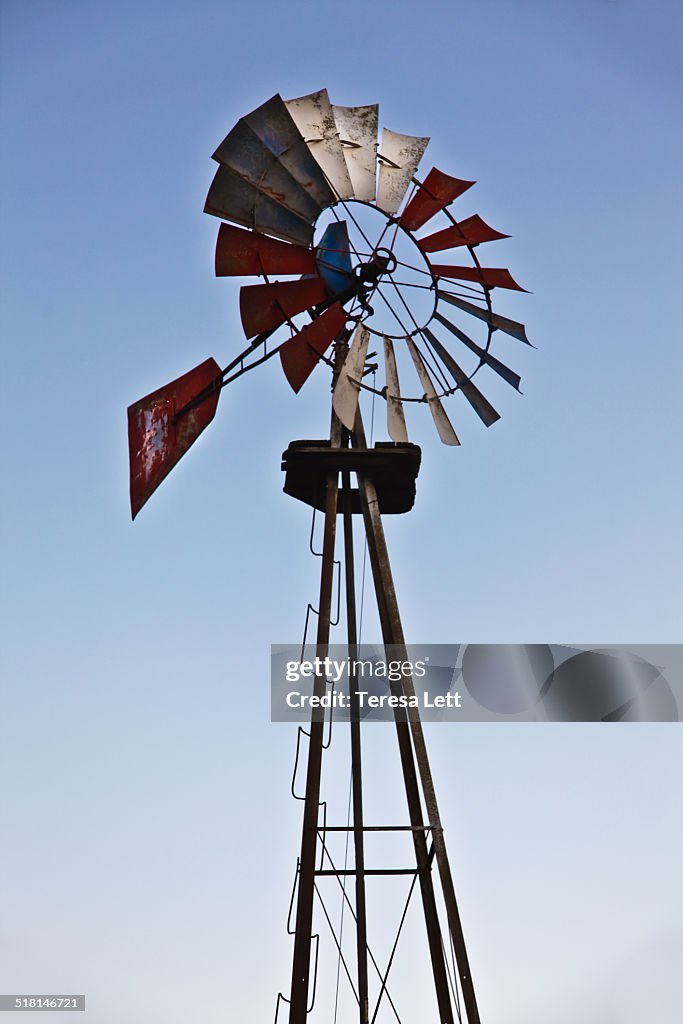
(352, 416), (455, 1024)
(288, 396), (343, 1024)
(342, 451), (370, 1024)
(352, 411), (482, 1024)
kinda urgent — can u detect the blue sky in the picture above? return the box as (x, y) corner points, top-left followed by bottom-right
(1, 1), (682, 1021)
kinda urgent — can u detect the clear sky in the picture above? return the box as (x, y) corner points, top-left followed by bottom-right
(1, 1), (682, 1022)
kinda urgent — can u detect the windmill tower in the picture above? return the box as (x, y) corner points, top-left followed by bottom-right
(127, 88), (532, 1024)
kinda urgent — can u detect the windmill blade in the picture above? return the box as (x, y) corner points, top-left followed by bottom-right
(285, 89), (354, 199)
(399, 168), (475, 232)
(383, 337), (408, 442)
(421, 328), (500, 427)
(377, 129), (430, 215)
(205, 164), (313, 245)
(213, 93), (335, 211)
(418, 215), (510, 253)
(437, 291), (532, 345)
(215, 224), (316, 277)
(332, 324), (370, 430)
(315, 221), (353, 296)
(240, 278), (328, 338)
(332, 104), (379, 202)
(280, 304), (349, 393)
(128, 358), (222, 520)
(434, 311), (521, 390)
(211, 119), (324, 225)
(406, 338), (460, 446)
(430, 264), (527, 292)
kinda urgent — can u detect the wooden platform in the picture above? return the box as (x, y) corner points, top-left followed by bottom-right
(282, 440), (422, 515)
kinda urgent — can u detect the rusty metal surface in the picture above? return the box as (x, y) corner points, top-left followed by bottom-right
(279, 303), (348, 392)
(239, 277), (327, 338)
(418, 215), (509, 252)
(211, 119), (323, 224)
(282, 440), (421, 515)
(399, 167), (474, 231)
(421, 327), (500, 427)
(215, 223), (315, 277)
(376, 129), (429, 215)
(383, 337), (408, 442)
(437, 290), (531, 344)
(332, 324), (370, 430)
(241, 94), (336, 209)
(434, 311), (521, 390)
(332, 104), (379, 202)
(406, 338), (460, 446)
(286, 89), (354, 199)
(127, 358), (221, 519)
(430, 264), (527, 292)
(204, 163), (313, 245)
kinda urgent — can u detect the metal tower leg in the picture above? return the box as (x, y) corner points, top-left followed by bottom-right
(341, 460), (369, 1024)
(288, 410), (343, 1024)
(353, 411), (482, 1024)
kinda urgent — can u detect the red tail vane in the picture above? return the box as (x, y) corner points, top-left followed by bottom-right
(240, 277), (328, 338)
(280, 304), (349, 393)
(399, 168), (475, 232)
(215, 224), (316, 278)
(127, 358), (222, 519)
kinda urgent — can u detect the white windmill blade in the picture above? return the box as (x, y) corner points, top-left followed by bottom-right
(405, 338), (460, 446)
(332, 104), (379, 203)
(383, 337), (409, 443)
(332, 324), (371, 431)
(285, 89), (354, 200)
(376, 129), (429, 215)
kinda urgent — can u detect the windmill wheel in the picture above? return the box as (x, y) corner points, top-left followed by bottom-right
(128, 88), (533, 518)
(207, 88), (532, 445)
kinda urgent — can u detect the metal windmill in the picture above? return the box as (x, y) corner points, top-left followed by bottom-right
(127, 89), (532, 1024)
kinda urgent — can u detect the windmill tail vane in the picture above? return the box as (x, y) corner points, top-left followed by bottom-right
(126, 87), (534, 1023)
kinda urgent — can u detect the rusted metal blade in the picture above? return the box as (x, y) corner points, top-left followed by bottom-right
(421, 328), (500, 427)
(213, 94), (335, 210)
(215, 223), (316, 277)
(434, 311), (521, 390)
(286, 89), (354, 199)
(205, 164), (313, 245)
(377, 129), (430, 215)
(280, 304), (349, 393)
(437, 291), (532, 345)
(315, 221), (353, 296)
(332, 323), (370, 430)
(128, 358), (221, 519)
(406, 338), (460, 446)
(383, 337), (408, 442)
(430, 264), (527, 292)
(418, 215), (510, 253)
(211, 118), (323, 225)
(399, 168), (475, 232)
(240, 277), (328, 338)
(332, 104), (379, 202)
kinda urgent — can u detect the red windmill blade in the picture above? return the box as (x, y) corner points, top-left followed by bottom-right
(399, 167), (475, 231)
(215, 224), (316, 277)
(429, 264), (528, 292)
(418, 215), (510, 253)
(280, 304), (349, 393)
(240, 278), (329, 338)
